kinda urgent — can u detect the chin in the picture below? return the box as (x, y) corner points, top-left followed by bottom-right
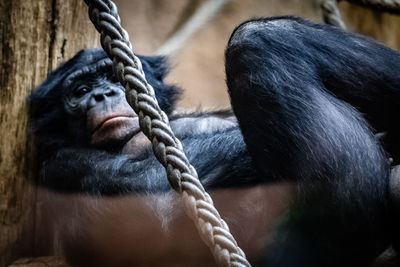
(91, 120), (138, 150)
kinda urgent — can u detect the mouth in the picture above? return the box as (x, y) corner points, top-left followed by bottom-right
(92, 115), (138, 134)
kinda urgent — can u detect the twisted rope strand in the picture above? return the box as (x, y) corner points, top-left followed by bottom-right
(321, 0), (400, 29)
(321, 0), (347, 29)
(347, 0), (400, 14)
(83, 1), (251, 266)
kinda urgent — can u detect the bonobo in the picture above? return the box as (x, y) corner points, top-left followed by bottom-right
(29, 16), (400, 266)
(29, 50), (248, 195)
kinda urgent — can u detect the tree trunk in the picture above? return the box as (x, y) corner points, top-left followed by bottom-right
(0, 1), (99, 266)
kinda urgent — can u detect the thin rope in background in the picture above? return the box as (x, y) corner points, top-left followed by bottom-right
(156, 0), (231, 56)
(321, 0), (400, 29)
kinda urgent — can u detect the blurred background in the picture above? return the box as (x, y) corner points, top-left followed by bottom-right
(114, 0), (400, 109)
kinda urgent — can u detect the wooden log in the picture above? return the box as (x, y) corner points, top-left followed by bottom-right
(9, 257), (70, 267)
(0, 1), (98, 265)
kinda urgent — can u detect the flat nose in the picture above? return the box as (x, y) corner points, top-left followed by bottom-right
(93, 93), (105, 102)
(89, 89), (119, 107)
(93, 89), (117, 101)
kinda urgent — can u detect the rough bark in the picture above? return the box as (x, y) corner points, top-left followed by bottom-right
(9, 257), (70, 267)
(0, 0), (98, 266)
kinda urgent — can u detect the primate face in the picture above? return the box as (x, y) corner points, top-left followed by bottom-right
(30, 49), (181, 151)
(63, 62), (139, 149)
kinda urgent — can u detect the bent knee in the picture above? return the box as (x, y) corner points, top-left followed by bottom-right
(225, 17), (300, 77)
(226, 17), (301, 50)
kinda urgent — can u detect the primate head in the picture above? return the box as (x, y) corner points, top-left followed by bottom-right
(29, 49), (181, 155)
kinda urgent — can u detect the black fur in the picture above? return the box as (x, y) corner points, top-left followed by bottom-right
(226, 16), (396, 266)
(29, 49), (255, 195)
(29, 50), (181, 159)
(29, 16), (400, 266)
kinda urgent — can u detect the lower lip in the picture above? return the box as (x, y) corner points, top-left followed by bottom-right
(101, 117), (132, 127)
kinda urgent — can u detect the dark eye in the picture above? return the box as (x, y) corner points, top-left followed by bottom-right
(73, 85), (91, 97)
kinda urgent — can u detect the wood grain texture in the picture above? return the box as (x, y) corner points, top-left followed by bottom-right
(9, 257), (70, 267)
(0, 0), (98, 266)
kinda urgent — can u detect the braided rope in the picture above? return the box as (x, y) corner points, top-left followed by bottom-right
(321, 0), (400, 29)
(321, 0), (347, 29)
(347, 0), (400, 14)
(83, 1), (251, 266)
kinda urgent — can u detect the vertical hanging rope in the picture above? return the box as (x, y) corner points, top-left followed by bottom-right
(83, 1), (251, 266)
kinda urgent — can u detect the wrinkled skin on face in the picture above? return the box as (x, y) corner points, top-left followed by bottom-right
(63, 66), (139, 149)
(30, 50), (181, 156)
